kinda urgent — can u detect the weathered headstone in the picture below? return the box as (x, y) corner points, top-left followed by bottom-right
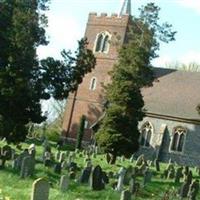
(80, 166), (92, 183)
(129, 154), (135, 163)
(69, 167), (76, 180)
(124, 166), (133, 185)
(90, 165), (105, 190)
(20, 156), (35, 178)
(188, 179), (199, 200)
(179, 181), (190, 198)
(174, 167), (183, 184)
(55, 150), (60, 161)
(120, 190), (131, 200)
(154, 159), (160, 171)
(59, 152), (66, 163)
(116, 167), (126, 192)
(0, 145), (12, 167)
(53, 163), (61, 174)
(179, 170), (193, 198)
(28, 144), (36, 158)
(129, 176), (137, 194)
(168, 167), (175, 179)
(143, 168), (152, 187)
(135, 154), (144, 166)
(30, 178), (50, 200)
(60, 175), (69, 192)
(102, 171), (109, 184)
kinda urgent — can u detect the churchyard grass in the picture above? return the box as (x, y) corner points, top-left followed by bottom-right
(0, 139), (200, 200)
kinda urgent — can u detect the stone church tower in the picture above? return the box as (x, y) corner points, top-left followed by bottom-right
(62, 0), (131, 141)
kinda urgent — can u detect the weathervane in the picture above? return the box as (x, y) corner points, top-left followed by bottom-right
(119, 0), (132, 16)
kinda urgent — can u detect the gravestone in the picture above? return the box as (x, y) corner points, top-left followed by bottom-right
(183, 166), (189, 180)
(162, 169), (168, 179)
(188, 179), (199, 200)
(69, 167), (76, 180)
(28, 144), (36, 158)
(60, 175), (69, 192)
(31, 178), (50, 200)
(43, 151), (52, 167)
(174, 167), (183, 184)
(120, 190), (131, 200)
(129, 176), (137, 194)
(59, 152), (66, 163)
(179, 181), (190, 198)
(53, 163), (61, 174)
(179, 171), (193, 199)
(116, 167), (126, 192)
(90, 165), (104, 190)
(154, 159), (160, 171)
(0, 145), (12, 167)
(135, 154), (144, 166)
(80, 166), (92, 183)
(186, 170), (193, 185)
(138, 163), (147, 175)
(124, 166), (133, 185)
(102, 171), (109, 184)
(143, 168), (152, 187)
(85, 160), (92, 168)
(61, 160), (68, 170)
(168, 167), (175, 179)
(121, 156), (125, 162)
(129, 154), (135, 163)
(108, 171), (114, 179)
(20, 156), (35, 178)
(55, 150), (60, 161)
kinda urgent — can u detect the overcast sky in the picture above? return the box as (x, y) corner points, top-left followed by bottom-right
(37, 0), (200, 67)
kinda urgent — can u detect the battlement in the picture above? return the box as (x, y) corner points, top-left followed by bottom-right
(88, 12), (130, 27)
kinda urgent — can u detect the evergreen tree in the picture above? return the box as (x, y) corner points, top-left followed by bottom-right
(76, 115), (86, 150)
(96, 3), (176, 164)
(0, 1), (96, 143)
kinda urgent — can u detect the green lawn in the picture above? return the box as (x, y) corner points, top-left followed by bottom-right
(0, 139), (199, 200)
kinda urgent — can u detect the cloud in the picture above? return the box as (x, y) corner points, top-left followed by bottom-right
(176, 0), (200, 14)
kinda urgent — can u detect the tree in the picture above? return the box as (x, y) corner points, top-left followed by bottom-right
(76, 115), (86, 149)
(95, 3), (176, 164)
(166, 62), (200, 72)
(0, 1), (96, 143)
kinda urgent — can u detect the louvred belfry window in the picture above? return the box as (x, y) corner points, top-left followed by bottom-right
(94, 32), (111, 53)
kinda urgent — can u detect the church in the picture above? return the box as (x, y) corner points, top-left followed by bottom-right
(62, 0), (200, 166)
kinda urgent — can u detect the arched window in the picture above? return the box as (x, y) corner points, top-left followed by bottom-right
(140, 122), (153, 147)
(171, 132), (178, 151)
(170, 127), (186, 152)
(89, 77), (97, 91)
(94, 32), (111, 53)
(95, 34), (103, 52)
(102, 35), (109, 52)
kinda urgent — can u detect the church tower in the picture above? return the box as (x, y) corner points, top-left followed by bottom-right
(62, 1), (132, 141)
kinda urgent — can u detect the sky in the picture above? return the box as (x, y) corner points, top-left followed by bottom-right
(37, 0), (200, 68)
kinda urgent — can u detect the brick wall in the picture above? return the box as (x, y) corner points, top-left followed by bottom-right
(62, 13), (130, 140)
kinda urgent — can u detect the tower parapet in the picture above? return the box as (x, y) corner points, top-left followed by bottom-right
(88, 12), (130, 27)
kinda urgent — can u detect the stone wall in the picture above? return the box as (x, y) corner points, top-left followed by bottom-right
(136, 116), (200, 166)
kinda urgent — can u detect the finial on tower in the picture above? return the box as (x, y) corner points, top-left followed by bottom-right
(119, 0), (132, 16)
